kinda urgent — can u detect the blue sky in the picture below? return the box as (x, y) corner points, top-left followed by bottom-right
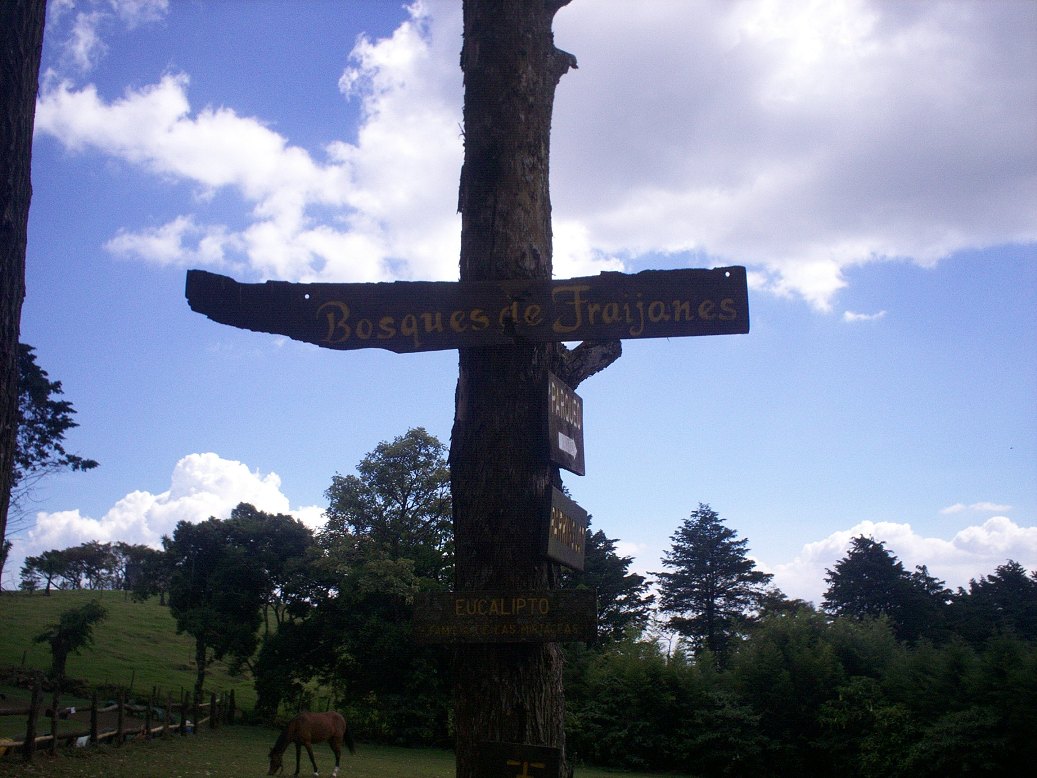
(9, 0), (1036, 603)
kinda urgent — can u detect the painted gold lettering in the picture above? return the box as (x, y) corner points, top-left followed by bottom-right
(719, 298), (738, 321)
(524, 304), (542, 327)
(552, 285), (591, 334)
(672, 300), (693, 322)
(470, 308), (490, 330)
(697, 300), (716, 320)
(400, 314), (420, 347)
(627, 297), (646, 337)
(355, 318), (373, 339)
(499, 301), (521, 329)
(378, 316), (396, 339)
(449, 310), (467, 333)
(421, 311), (444, 333)
(587, 302), (602, 325)
(317, 301), (351, 343)
(648, 300), (670, 323)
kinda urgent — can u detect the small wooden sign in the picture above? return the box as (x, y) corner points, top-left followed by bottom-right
(547, 372), (584, 476)
(477, 742), (561, 777)
(545, 488), (587, 571)
(413, 589), (597, 644)
(186, 266), (749, 353)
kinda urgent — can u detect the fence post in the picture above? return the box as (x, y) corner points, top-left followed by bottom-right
(23, 676), (41, 762)
(90, 691), (99, 744)
(145, 690), (153, 740)
(49, 685), (59, 755)
(192, 694), (200, 736)
(210, 692), (218, 730)
(227, 689), (235, 725)
(179, 690), (187, 736)
(164, 691), (172, 738)
(117, 691), (125, 746)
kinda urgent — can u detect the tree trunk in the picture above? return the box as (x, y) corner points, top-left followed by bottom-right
(193, 636), (207, 706)
(451, 2), (578, 776)
(0, 0), (47, 586)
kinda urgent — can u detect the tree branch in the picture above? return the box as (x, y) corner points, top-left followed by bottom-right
(552, 339), (622, 389)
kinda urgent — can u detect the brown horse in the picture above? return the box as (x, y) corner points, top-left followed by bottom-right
(268, 711), (355, 776)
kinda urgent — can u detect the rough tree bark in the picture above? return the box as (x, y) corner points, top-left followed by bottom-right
(451, 2), (618, 775)
(0, 0), (48, 586)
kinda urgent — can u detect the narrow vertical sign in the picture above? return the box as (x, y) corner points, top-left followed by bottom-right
(548, 372), (584, 476)
(545, 487), (587, 571)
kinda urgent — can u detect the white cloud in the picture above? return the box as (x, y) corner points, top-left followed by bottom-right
(34, 0), (1037, 308)
(4, 453), (324, 588)
(768, 516), (1037, 604)
(47, 0), (168, 72)
(66, 11), (107, 71)
(104, 215), (245, 270)
(551, 0), (1037, 309)
(843, 310), (886, 323)
(940, 501), (1013, 515)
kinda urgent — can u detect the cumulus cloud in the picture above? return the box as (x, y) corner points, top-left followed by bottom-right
(34, 0), (1037, 308)
(35, 3), (469, 285)
(767, 515), (1037, 604)
(4, 453), (324, 588)
(553, 0), (1037, 310)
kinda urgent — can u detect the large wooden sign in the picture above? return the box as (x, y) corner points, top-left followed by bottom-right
(413, 590), (596, 644)
(477, 742), (561, 777)
(186, 266), (749, 354)
(547, 372), (584, 475)
(544, 488), (587, 571)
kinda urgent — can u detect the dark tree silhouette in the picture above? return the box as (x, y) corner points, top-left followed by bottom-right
(0, 0), (48, 587)
(34, 600), (107, 681)
(823, 535), (951, 642)
(654, 504), (773, 663)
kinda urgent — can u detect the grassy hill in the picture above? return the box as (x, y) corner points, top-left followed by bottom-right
(0, 590), (256, 710)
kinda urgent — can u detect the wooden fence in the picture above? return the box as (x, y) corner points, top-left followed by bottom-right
(0, 678), (236, 762)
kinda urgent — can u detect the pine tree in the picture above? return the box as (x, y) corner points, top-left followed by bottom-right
(654, 503), (773, 662)
(822, 535), (952, 642)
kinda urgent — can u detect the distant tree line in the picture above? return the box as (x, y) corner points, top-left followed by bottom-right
(20, 540), (161, 595)
(15, 431), (1036, 773)
(568, 505), (1036, 775)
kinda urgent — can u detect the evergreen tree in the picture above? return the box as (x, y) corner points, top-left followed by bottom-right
(823, 536), (950, 642)
(563, 526), (655, 643)
(954, 560), (1037, 644)
(654, 504), (773, 662)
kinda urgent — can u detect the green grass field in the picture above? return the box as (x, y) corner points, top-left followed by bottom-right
(0, 591), (692, 777)
(0, 725), (689, 777)
(0, 590), (256, 710)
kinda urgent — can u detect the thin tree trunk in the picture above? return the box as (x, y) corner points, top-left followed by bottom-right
(193, 636), (207, 708)
(0, 0), (47, 586)
(451, 2), (578, 776)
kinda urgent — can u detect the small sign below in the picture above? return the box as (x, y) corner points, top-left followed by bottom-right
(477, 742), (561, 778)
(547, 372), (585, 476)
(413, 589), (597, 644)
(545, 488), (588, 571)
